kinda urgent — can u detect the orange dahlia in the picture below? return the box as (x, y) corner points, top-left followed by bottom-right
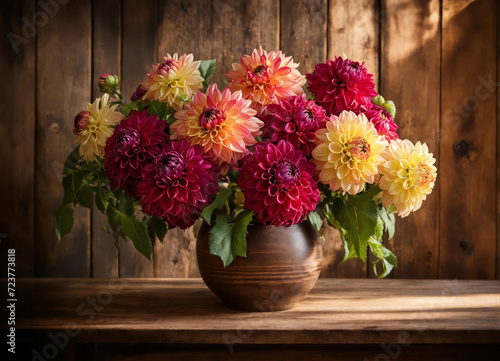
(143, 53), (204, 110)
(225, 48), (305, 116)
(170, 84), (263, 168)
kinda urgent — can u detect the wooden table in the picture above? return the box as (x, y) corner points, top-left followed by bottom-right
(12, 278), (500, 360)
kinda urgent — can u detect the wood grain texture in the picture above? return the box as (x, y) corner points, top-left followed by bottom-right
(118, 0), (158, 277)
(374, 0), (441, 279)
(16, 278), (500, 344)
(0, 0), (35, 276)
(323, 0), (380, 278)
(154, 0), (279, 277)
(35, 0), (91, 277)
(496, 0), (500, 281)
(91, 0), (121, 278)
(197, 222), (322, 311)
(439, 0), (497, 279)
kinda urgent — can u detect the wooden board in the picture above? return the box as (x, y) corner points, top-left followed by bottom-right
(16, 278), (500, 345)
(154, 0), (279, 277)
(118, 0), (158, 277)
(374, 0), (441, 279)
(496, 0), (500, 281)
(91, 0), (121, 278)
(439, 0), (497, 279)
(35, 0), (91, 277)
(0, 0), (35, 276)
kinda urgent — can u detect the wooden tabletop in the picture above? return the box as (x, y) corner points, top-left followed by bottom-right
(15, 278), (500, 345)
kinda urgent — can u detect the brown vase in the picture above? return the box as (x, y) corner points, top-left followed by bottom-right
(196, 221), (322, 311)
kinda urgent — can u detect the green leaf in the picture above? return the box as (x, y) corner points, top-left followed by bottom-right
(364, 184), (382, 198)
(114, 190), (136, 215)
(62, 170), (87, 205)
(209, 212), (252, 267)
(63, 147), (82, 174)
(383, 100), (396, 118)
(378, 207), (396, 239)
(331, 193), (377, 262)
(56, 205), (74, 241)
(199, 59), (216, 88)
(122, 100), (140, 117)
(149, 215), (168, 243)
(307, 211), (323, 232)
(147, 101), (172, 121)
(117, 210), (152, 260)
(201, 187), (234, 225)
(76, 183), (93, 209)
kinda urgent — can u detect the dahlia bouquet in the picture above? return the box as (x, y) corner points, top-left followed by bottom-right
(57, 49), (436, 277)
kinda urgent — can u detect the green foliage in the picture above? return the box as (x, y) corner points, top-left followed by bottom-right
(307, 211), (323, 232)
(371, 94), (396, 118)
(199, 59), (216, 88)
(147, 101), (174, 121)
(209, 211), (253, 267)
(116, 210), (152, 260)
(149, 215), (168, 243)
(201, 187), (234, 225)
(56, 204), (74, 242)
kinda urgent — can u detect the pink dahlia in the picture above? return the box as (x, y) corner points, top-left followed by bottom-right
(136, 140), (220, 229)
(104, 110), (168, 197)
(362, 103), (399, 142)
(262, 95), (327, 157)
(170, 84), (263, 169)
(237, 140), (320, 226)
(306, 56), (377, 115)
(225, 48), (305, 116)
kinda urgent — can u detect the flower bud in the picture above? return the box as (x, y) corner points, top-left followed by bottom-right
(131, 83), (147, 101)
(98, 73), (120, 93)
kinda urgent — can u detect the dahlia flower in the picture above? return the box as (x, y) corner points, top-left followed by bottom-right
(136, 139), (220, 229)
(170, 84), (263, 168)
(262, 95), (327, 157)
(73, 93), (122, 162)
(379, 139), (437, 217)
(312, 111), (388, 195)
(237, 140), (320, 226)
(225, 48), (305, 116)
(131, 83), (147, 102)
(306, 56), (377, 115)
(363, 103), (399, 142)
(143, 53), (204, 111)
(104, 111), (168, 197)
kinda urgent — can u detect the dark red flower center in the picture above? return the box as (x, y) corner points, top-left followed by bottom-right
(157, 59), (178, 74)
(73, 111), (90, 135)
(155, 152), (185, 184)
(349, 136), (371, 160)
(248, 65), (270, 84)
(199, 107), (225, 130)
(275, 161), (300, 188)
(114, 128), (141, 154)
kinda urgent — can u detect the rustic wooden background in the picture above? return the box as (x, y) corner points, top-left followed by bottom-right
(0, 0), (498, 280)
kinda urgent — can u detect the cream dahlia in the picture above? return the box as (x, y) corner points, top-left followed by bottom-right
(225, 48), (305, 116)
(306, 56), (377, 115)
(136, 139), (220, 229)
(73, 93), (122, 162)
(237, 140), (320, 226)
(143, 53), (204, 110)
(170, 84), (263, 169)
(312, 111), (388, 195)
(379, 139), (437, 217)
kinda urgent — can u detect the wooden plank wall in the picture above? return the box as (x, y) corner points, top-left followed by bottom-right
(0, 0), (498, 280)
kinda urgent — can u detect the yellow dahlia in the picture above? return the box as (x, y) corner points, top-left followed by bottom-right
(379, 139), (437, 217)
(225, 48), (305, 116)
(170, 84), (263, 168)
(143, 53), (204, 110)
(73, 93), (122, 162)
(312, 110), (388, 195)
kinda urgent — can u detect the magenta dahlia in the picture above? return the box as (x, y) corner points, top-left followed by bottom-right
(136, 140), (220, 229)
(104, 110), (168, 197)
(131, 83), (147, 101)
(306, 56), (377, 115)
(262, 95), (327, 157)
(237, 140), (320, 226)
(362, 103), (399, 142)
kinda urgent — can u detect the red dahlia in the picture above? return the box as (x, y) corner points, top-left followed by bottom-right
(237, 140), (320, 226)
(136, 140), (220, 229)
(306, 56), (377, 115)
(104, 110), (168, 197)
(363, 103), (399, 142)
(262, 95), (327, 157)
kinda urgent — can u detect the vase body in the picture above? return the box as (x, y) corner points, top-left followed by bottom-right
(196, 221), (322, 311)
